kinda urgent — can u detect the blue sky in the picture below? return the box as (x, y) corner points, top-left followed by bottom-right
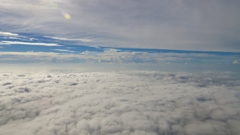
(0, 0), (239, 72)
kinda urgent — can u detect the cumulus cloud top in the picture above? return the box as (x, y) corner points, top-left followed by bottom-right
(0, 71), (240, 135)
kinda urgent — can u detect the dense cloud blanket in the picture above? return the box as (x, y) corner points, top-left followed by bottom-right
(0, 71), (240, 135)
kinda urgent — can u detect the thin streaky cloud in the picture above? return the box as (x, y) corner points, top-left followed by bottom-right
(0, 41), (60, 46)
(0, 31), (19, 36)
(53, 49), (75, 53)
(44, 36), (93, 42)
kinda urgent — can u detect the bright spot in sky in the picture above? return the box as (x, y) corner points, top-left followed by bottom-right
(48, 2), (70, 20)
(64, 13), (71, 20)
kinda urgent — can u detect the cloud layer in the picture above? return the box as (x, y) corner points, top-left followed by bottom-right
(0, 50), (239, 72)
(0, 71), (240, 135)
(0, 0), (240, 51)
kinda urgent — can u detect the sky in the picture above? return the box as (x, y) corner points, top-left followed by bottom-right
(0, 0), (239, 72)
(1, 0), (240, 51)
(1, 1), (240, 135)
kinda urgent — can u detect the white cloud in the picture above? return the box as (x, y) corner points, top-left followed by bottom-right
(0, 41), (60, 46)
(0, 31), (18, 36)
(52, 49), (75, 53)
(44, 36), (93, 42)
(0, 71), (239, 135)
(233, 60), (238, 64)
(0, 52), (59, 56)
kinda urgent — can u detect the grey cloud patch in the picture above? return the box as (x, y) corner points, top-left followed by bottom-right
(0, 71), (240, 135)
(2, 82), (12, 86)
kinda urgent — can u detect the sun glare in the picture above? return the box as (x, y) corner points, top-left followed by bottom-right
(64, 13), (71, 20)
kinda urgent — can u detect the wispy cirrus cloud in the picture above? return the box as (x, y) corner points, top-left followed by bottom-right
(0, 31), (18, 36)
(44, 36), (93, 42)
(0, 41), (60, 46)
(52, 49), (75, 53)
